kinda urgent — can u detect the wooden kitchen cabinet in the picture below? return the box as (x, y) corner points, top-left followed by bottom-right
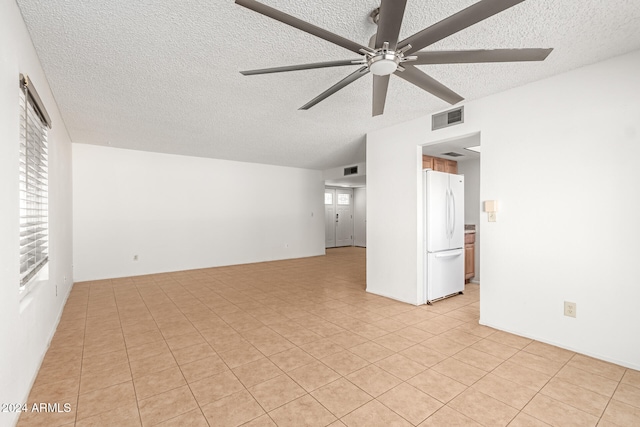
(423, 155), (458, 173)
(433, 157), (447, 172)
(422, 155), (434, 170)
(445, 160), (458, 174)
(465, 232), (475, 283)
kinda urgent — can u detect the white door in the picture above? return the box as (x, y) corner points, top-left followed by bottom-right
(426, 171), (450, 252)
(324, 189), (336, 248)
(353, 188), (366, 247)
(335, 189), (354, 247)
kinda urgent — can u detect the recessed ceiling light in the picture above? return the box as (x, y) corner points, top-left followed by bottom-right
(465, 145), (481, 153)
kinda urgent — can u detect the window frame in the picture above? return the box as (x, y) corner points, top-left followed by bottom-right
(18, 74), (51, 290)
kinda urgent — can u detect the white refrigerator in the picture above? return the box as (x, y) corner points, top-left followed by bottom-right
(424, 170), (465, 304)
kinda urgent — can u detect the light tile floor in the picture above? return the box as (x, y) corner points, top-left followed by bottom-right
(18, 247), (640, 426)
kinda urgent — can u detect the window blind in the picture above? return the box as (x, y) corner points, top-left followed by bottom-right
(19, 77), (49, 287)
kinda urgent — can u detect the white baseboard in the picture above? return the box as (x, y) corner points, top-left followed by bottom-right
(479, 319), (640, 371)
(366, 288), (419, 306)
(15, 281), (74, 427)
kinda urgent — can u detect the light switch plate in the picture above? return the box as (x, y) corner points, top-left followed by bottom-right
(488, 212), (496, 222)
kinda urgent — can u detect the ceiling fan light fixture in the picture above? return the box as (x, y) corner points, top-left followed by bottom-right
(368, 51), (400, 76)
(370, 58), (398, 75)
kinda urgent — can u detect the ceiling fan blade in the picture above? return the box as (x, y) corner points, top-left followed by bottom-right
(300, 67), (370, 110)
(372, 75), (390, 116)
(375, 0), (408, 50)
(396, 65), (463, 105)
(235, 0), (367, 54)
(241, 59), (364, 76)
(412, 48), (553, 65)
(399, 0), (526, 54)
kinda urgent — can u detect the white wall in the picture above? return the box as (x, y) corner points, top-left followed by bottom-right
(367, 129), (424, 304)
(73, 144), (325, 281)
(367, 49), (640, 369)
(354, 187), (366, 247)
(457, 158), (480, 281)
(0, 2), (74, 426)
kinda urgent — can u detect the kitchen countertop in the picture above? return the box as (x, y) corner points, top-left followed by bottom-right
(464, 225), (476, 234)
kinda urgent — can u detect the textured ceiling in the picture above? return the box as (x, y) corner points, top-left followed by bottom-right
(16, 0), (640, 170)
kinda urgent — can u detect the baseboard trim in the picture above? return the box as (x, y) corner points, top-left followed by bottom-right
(479, 320), (640, 371)
(366, 288), (419, 306)
(16, 280), (74, 427)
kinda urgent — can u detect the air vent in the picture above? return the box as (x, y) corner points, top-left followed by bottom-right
(343, 166), (358, 176)
(442, 152), (464, 157)
(432, 106), (464, 131)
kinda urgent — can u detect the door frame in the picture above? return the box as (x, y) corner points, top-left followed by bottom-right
(325, 186), (354, 248)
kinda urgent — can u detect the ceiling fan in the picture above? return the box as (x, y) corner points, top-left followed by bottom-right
(235, 0), (553, 116)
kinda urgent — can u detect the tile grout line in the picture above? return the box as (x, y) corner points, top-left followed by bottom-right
(163, 276), (259, 427)
(597, 368), (626, 426)
(108, 282), (145, 427)
(145, 277), (214, 426)
(73, 280), (93, 426)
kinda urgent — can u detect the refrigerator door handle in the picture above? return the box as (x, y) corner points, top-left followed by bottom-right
(450, 188), (456, 239)
(445, 189), (450, 239)
(447, 188), (453, 239)
(434, 249), (463, 258)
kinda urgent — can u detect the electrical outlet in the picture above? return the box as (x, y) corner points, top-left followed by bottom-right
(133, 255), (139, 261)
(564, 301), (576, 318)
(488, 212), (497, 222)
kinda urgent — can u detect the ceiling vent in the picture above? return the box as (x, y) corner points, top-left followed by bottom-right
(432, 106), (464, 131)
(442, 152), (464, 157)
(344, 166), (358, 176)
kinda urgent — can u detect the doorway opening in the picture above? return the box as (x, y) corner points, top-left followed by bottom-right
(324, 187), (354, 248)
(324, 164), (367, 249)
(421, 132), (481, 303)
(324, 186), (367, 248)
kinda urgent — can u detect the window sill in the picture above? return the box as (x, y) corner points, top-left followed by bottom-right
(19, 263), (49, 313)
